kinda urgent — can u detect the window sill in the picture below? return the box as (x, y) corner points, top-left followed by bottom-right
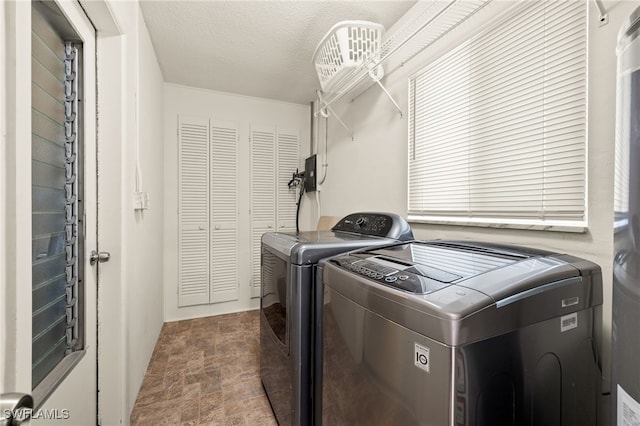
(407, 215), (588, 234)
(32, 350), (85, 409)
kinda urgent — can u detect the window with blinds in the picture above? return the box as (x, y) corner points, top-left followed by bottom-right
(408, 0), (587, 229)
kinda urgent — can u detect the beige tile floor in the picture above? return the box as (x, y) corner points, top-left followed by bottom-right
(130, 310), (277, 426)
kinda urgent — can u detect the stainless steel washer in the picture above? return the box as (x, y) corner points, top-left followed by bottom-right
(260, 212), (413, 426)
(319, 240), (603, 426)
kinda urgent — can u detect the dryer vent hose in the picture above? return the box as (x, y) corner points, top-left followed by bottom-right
(288, 169), (306, 233)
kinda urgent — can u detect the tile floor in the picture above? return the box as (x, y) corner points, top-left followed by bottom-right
(130, 310), (277, 426)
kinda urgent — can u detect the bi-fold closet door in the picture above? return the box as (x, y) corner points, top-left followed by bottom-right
(178, 116), (240, 307)
(249, 125), (300, 298)
(178, 116), (300, 307)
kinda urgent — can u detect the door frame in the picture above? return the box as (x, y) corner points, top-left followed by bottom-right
(86, 4), (129, 425)
(0, 0), (5, 395)
(77, 1), (129, 424)
(2, 0), (37, 397)
(81, 2), (128, 423)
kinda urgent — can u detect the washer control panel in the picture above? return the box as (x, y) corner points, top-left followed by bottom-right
(330, 254), (449, 294)
(331, 212), (413, 240)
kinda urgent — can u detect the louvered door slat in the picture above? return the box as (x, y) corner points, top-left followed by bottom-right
(250, 125), (276, 298)
(210, 119), (239, 303)
(251, 226), (272, 298)
(277, 128), (300, 231)
(178, 116), (210, 306)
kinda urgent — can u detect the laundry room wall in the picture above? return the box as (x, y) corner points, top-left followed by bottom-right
(316, 0), (638, 392)
(127, 3), (166, 415)
(163, 84), (313, 321)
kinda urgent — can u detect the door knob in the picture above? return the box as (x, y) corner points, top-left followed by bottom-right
(0, 393), (34, 425)
(90, 250), (111, 265)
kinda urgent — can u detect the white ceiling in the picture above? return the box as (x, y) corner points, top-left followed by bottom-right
(138, 1), (416, 105)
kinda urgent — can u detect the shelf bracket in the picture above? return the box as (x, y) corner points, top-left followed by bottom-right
(369, 67), (403, 117)
(315, 90), (354, 141)
(594, 0), (609, 26)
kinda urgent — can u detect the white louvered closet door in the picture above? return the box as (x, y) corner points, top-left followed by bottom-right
(277, 128), (300, 231)
(178, 116), (210, 306)
(210, 120), (239, 303)
(250, 125), (276, 298)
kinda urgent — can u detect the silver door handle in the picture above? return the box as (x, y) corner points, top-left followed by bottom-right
(1, 393), (34, 425)
(90, 250), (111, 265)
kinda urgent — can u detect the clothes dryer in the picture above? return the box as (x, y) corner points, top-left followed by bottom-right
(260, 212), (413, 425)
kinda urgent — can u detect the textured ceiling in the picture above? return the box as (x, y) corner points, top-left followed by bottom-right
(139, 1), (416, 104)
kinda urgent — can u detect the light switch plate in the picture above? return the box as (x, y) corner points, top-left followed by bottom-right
(134, 192), (150, 210)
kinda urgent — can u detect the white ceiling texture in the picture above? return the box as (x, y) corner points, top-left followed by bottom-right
(139, 1), (416, 105)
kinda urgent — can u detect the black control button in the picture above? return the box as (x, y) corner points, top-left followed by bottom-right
(385, 276), (398, 283)
(355, 216), (369, 229)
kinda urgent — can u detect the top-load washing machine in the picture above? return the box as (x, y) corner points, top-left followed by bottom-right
(318, 240), (603, 426)
(260, 212), (413, 426)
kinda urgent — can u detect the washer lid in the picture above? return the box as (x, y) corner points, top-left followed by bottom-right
(324, 240), (602, 345)
(342, 240), (586, 302)
(373, 241), (526, 280)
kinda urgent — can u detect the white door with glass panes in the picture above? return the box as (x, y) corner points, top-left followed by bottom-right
(250, 126), (300, 298)
(1, 1), (99, 424)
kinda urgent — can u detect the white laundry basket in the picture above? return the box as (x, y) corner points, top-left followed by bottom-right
(313, 20), (385, 93)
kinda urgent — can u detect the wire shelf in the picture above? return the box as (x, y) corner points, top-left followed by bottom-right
(315, 0), (491, 118)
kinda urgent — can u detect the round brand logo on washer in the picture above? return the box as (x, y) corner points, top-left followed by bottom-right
(414, 342), (430, 373)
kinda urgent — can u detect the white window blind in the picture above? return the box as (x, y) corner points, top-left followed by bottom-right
(408, 0), (587, 228)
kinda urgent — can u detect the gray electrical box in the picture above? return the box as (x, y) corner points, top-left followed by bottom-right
(305, 155), (317, 192)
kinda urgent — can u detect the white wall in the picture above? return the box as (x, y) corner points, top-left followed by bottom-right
(164, 84), (312, 321)
(127, 4), (166, 416)
(316, 0), (639, 392)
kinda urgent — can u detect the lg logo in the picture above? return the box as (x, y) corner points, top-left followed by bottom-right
(417, 352), (428, 365)
(414, 343), (430, 373)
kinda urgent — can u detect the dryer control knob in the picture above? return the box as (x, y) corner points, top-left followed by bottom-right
(355, 216), (368, 229)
